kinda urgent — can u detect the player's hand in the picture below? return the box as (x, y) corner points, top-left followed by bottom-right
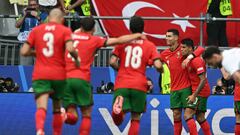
(140, 34), (147, 40)
(187, 94), (196, 104)
(182, 58), (190, 69)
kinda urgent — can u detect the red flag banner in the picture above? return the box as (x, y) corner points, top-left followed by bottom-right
(92, 0), (240, 47)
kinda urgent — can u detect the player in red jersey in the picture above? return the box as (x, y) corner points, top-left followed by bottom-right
(62, 17), (145, 135)
(160, 29), (205, 135)
(109, 16), (163, 135)
(220, 67), (240, 135)
(20, 8), (79, 135)
(181, 38), (211, 135)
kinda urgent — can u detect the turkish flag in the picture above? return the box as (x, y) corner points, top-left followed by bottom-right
(92, 0), (240, 47)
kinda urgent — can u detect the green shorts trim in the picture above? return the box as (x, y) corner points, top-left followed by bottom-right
(32, 80), (66, 100)
(113, 88), (147, 113)
(196, 96), (208, 112)
(235, 101), (240, 114)
(63, 78), (93, 108)
(170, 87), (196, 109)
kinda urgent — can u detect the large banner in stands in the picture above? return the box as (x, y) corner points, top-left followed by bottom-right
(92, 0), (240, 47)
(0, 94), (235, 135)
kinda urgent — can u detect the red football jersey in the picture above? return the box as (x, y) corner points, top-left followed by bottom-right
(160, 46), (191, 91)
(27, 22), (72, 81)
(113, 39), (159, 92)
(234, 83), (240, 101)
(160, 46), (204, 91)
(187, 57), (211, 97)
(65, 32), (106, 81)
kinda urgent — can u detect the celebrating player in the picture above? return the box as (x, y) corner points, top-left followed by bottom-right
(181, 38), (211, 135)
(202, 47), (240, 134)
(109, 16), (163, 135)
(62, 16), (145, 135)
(20, 8), (79, 135)
(160, 29), (204, 135)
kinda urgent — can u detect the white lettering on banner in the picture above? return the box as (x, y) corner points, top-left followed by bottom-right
(99, 108), (130, 135)
(99, 98), (235, 135)
(212, 108), (234, 135)
(122, 1), (166, 39)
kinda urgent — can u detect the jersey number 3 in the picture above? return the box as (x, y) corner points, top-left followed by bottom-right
(125, 46), (143, 69)
(43, 33), (54, 57)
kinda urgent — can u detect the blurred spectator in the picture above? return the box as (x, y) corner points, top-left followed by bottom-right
(207, 0), (232, 47)
(64, 0), (91, 31)
(97, 80), (114, 93)
(212, 77), (234, 95)
(147, 77), (153, 94)
(39, 0), (65, 15)
(15, 0), (46, 65)
(0, 77), (19, 92)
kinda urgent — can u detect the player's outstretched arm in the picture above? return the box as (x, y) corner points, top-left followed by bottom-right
(65, 41), (80, 67)
(105, 33), (144, 46)
(233, 71), (240, 84)
(20, 43), (36, 56)
(153, 59), (163, 73)
(182, 46), (205, 68)
(109, 55), (119, 71)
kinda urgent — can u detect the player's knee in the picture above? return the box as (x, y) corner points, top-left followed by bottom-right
(131, 112), (141, 120)
(81, 107), (92, 117)
(173, 110), (181, 121)
(236, 113), (240, 123)
(196, 115), (205, 123)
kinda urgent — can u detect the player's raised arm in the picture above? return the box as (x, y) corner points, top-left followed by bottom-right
(182, 46), (205, 68)
(65, 41), (80, 67)
(153, 59), (163, 73)
(105, 33), (144, 46)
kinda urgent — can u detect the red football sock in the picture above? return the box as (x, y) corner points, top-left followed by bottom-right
(128, 120), (140, 135)
(65, 112), (78, 125)
(35, 108), (47, 131)
(79, 116), (91, 135)
(200, 120), (211, 135)
(53, 113), (63, 135)
(112, 111), (124, 126)
(235, 123), (240, 135)
(186, 118), (198, 135)
(174, 120), (182, 135)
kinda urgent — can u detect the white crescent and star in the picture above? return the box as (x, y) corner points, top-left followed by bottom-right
(122, 2), (196, 39)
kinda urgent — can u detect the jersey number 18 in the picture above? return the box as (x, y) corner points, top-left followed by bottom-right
(125, 46), (143, 69)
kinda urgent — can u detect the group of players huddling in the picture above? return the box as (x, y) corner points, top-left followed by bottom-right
(20, 8), (240, 135)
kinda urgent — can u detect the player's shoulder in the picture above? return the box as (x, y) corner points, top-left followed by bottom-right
(191, 57), (205, 65)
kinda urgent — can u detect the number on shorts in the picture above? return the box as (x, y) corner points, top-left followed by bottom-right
(42, 33), (54, 57)
(125, 46), (143, 69)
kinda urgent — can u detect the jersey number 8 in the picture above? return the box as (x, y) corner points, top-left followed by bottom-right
(125, 46), (143, 69)
(43, 32), (54, 57)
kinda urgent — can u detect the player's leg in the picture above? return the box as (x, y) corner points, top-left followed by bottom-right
(79, 106), (92, 135)
(234, 101), (240, 135)
(128, 89), (147, 135)
(33, 80), (53, 135)
(63, 79), (79, 125)
(73, 79), (93, 135)
(182, 88), (198, 135)
(112, 88), (130, 126)
(51, 80), (67, 135)
(170, 90), (183, 135)
(52, 99), (63, 135)
(196, 97), (211, 135)
(129, 112), (141, 135)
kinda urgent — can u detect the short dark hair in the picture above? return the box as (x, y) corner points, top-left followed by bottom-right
(181, 38), (194, 50)
(130, 16), (144, 33)
(80, 16), (95, 31)
(202, 46), (221, 60)
(167, 29), (179, 36)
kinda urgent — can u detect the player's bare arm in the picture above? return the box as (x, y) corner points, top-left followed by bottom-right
(188, 73), (206, 103)
(66, 0), (85, 11)
(109, 55), (119, 71)
(20, 43), (36, 56)
(221, 67), (231, 80)
(105, 33), (144, 46)
(233, 71), (240, 84)
(182, 46), (205, 68)
(153, 59), (163, 73)
(66, 41), (80, 67)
